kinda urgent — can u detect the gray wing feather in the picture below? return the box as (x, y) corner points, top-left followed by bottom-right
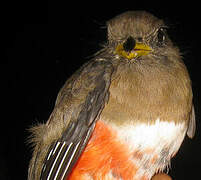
(187, 105), (196, 138)
(40, 59), (114, 180)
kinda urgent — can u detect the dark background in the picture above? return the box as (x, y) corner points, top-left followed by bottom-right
(4, 1), (201, 179)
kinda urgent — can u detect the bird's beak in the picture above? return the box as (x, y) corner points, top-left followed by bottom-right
(115, 43), (152, 60)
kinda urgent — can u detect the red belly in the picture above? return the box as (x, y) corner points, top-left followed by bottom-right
(68, 120), (146, 180)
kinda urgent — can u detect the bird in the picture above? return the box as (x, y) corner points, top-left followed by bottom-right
(28, 11), (196, 180)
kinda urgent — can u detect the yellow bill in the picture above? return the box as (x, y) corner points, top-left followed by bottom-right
(115, 43), (152, 60)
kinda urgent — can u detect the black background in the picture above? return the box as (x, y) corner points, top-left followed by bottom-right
(4, 1), (201, 179)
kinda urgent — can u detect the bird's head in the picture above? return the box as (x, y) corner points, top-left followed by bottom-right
(106, 11), (177, 62)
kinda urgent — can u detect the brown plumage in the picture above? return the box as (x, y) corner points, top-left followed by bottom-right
(28, 11), (195, 180)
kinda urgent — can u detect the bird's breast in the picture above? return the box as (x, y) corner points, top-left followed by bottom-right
(100, 62), (191, 125)
(95, 62), (191, 179)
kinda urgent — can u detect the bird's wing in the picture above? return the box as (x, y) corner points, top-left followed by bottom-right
(187, 105), (196, 138)
(40, 59), (114, 180)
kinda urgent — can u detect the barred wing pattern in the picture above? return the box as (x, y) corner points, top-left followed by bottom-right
(39, 59), (114, 180)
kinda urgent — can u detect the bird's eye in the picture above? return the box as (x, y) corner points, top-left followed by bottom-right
(157, 28), (166, 45)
